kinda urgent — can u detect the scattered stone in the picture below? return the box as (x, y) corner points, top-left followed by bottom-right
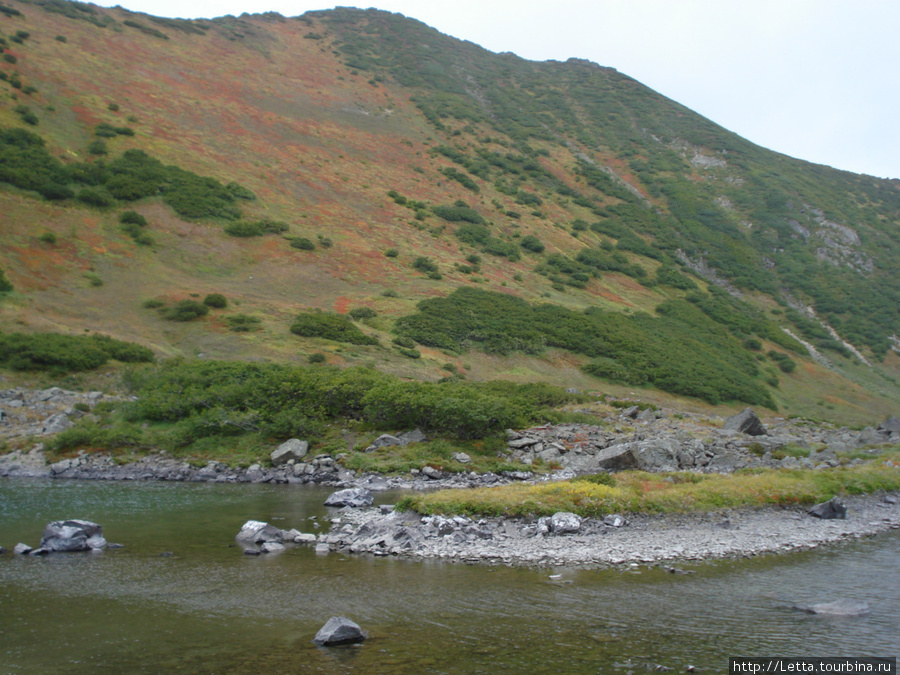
(294, 533), (317, 544)
(40, 413), (73, 436)
(452, 452), (471, 464)
(324, 488), (374, 508)
(312, 616), (366, 646)
(243, 548), (262, 556)
(723, 408), (767, 436)
(40, 519), (107, 552)
(314, 543), (330, 554)
(808, 497), (847, 520)
(260, 541), (286, 554)
(13, 543), (32, 555)
(397, 429), (427, 445)
(603, 514), (627, 528)
(270, 438), (309, 466)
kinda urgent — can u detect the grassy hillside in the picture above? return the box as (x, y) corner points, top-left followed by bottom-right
(1, 1), (899, 427)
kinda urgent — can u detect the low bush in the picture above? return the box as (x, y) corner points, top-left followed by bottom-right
(290, 237), (315, 250)
(225, 314), (261, 332)
(203, 293), (227, 309)
(348, 307), (377, 320)
(161, 300), (209, 321)
(0, 332), (153, 372)
(290, 312), (379, 345)
(0, 268), (12, 292)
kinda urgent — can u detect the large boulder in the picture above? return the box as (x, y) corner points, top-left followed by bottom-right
(235, 520), (289, 545)
(270, 439), (309, 466)
(723, 408), (767, 436)
(808, 497), (846, 520)
(550, 511), (582, 534)
(312, 616), (366, 646)
(40, 519), (107, 552)
(40, 413), (73, 435)
(324, 488), (374, 508)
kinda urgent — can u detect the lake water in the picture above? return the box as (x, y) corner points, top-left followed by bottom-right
(1, 479), (898, 673)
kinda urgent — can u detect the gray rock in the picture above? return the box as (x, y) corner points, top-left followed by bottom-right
(324, 488), (374, 508)
(314, 543), (330, 554)
(397, 429), (427, 445)
(312, 616), (366, 646)
(452, 452), (472, 464)
(13, 543), (33, 555)
(271, 439), (309, 466)
(422, 466), (443, 480)
(723, 408), (766, 436)
(793, 599), (870, 616)
(40, 413), (73, 435)
(603, 514), (627, 527)
(365, 434), (402, 452)
(235, 520), (287, 544)
(260, 541), (286, 554)
(550, 511), (582, 534)
(808, 497), (846, 519)
(619, 405), (640, 419)
(40, 519), (107, 552)
(879, 417), (900, 434)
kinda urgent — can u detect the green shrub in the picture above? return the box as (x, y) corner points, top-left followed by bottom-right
(0, 332), (153, 372)
(348, 307), (377, 320)
(290, 312), (379, 345)
(38, 231), (57, 244)
(289, 237), (316, 250)
(203, 293), (227, 309)
(87, 140), (108, 155)
(77, 188), (114, 207)
(2, 53), (17, 64)
(161, 300), (209, 321)
(384, 248), (399, 257)
(0, 267), (13, 292)
(55, 35), (68, 43)
(107, 103), (119, 112)
(768, 350), (797, 373)
(84, 272), (103, 287)
(520, 235), (545, 253)
(308, 352), (326, 364)
(142, 298), (165, 309)
(225, 181), (256, 200)
(120, 211), (147, 226)
(225, 314), (261, 332)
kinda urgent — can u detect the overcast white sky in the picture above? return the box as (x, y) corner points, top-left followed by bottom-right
(91, 0), (900, 179)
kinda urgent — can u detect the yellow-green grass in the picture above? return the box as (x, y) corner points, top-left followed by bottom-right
(398, 454), (900, 518)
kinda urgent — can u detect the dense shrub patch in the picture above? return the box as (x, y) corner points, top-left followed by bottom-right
(0, 332), (153, 372)
(395, 287), (775, 407)
(290, 312), (379, 345)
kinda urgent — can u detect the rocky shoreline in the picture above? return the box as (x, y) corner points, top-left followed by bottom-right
(311, 493), (900, 569)
(3, 386), (900, 569)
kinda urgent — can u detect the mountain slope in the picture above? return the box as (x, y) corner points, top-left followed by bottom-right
(1, 1), (899, 424)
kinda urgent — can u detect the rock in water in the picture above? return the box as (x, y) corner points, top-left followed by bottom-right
(40, 519), (107, 552)
(793, 599), (870, 616)
(312, 616), (367, 646)
(235, 520), (288, 545)
(324, 488), (374, 508)
(723, 408), (767, 436)
(808, 497), (847, 520)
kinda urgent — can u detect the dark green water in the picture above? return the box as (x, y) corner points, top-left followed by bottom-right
(1, 479), (898, 673)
